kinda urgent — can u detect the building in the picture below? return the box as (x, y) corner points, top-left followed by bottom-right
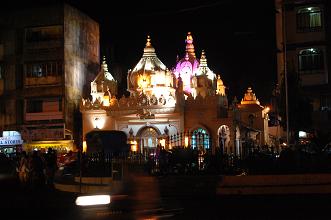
(81, 33), (270, 157)
(275, 0), (331, 137)
(0, 3), (99, 153)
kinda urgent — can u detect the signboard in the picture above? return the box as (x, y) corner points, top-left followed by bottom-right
(0, 137), (23, 146)
(21, 125), (64, 141)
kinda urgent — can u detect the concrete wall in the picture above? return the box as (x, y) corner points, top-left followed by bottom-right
(64, 4), (100, 142)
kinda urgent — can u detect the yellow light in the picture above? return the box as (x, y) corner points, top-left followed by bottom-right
(138, 75), (150, 89)
(159, 139), (165, 147)
(103, 96), (110, 106)
(168, 143), (172, 149)
(83, 141), (87, 153)
(130, 140), (137, 152)
(75, 195), (111, 206)
(265, 106), (270, 113)
(184, 136), (189, 147)
(93, 117), (105, 129)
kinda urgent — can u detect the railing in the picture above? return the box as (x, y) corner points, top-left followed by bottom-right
(76, 143), (331, 177)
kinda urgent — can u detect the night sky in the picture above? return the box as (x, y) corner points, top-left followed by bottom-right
(2, 0), (277, 104)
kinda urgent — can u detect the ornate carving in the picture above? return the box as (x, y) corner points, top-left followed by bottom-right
(158, 95), (166, 105)
(150, 95), (158, 105)
(137, 108), (155, 119)
(138, 93), (148, 106)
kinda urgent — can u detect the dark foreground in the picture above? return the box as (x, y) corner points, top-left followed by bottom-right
(1, 173), (331, 220)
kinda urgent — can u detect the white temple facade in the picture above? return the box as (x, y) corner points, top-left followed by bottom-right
(80, 32), (270, 157)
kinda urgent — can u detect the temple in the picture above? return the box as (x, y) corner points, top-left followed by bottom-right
(81, 32), (270, 157)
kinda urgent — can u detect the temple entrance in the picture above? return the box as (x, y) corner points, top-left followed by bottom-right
(138, 126), (160, 158)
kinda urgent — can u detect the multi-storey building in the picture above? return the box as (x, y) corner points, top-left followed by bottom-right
(0, 3), (99, 154)
(275, 0), (331, 137)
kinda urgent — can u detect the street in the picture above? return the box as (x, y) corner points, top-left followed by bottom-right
(1, 173), (331, 219)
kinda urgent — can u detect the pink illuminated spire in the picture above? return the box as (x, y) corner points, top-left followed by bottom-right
(185, 32), (196, 58)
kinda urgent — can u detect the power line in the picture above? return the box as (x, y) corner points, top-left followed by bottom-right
(134, 0), (230, 16)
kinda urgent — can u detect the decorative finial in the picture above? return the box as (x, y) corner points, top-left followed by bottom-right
(185, 32), (195, 58)
(143, 35), (155, 56)
(201, 50), (206, 58)
(146, 35), (151, 47)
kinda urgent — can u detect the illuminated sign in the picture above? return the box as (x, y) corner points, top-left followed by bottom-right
(0, 137), (23, 146)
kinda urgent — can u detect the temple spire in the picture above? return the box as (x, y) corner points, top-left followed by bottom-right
(102, 56), (108, 72)
(185, 32), (196, 58)
(199, 50), (207, 67)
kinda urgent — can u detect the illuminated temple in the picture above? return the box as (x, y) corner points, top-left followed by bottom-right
(80, 32), (270, 156)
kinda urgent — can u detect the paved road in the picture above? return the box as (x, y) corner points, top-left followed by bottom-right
(1, 173), (331, 219)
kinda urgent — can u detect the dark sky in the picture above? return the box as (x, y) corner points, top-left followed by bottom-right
(3, 0), (277, 104)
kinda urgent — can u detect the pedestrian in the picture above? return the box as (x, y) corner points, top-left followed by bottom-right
(29, 150), (45, 189)
(17, 151), (29, 188)
(45, 148), (58, 188)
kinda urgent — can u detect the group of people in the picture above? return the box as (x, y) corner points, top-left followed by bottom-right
(16, 148), (58, 189)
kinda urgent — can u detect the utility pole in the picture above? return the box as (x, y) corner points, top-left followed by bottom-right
(282, 1), (290, 144)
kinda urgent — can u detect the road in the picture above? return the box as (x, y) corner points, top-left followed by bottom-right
(1, 173), (331, 219)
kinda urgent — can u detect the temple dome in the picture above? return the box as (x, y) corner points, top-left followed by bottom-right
(131, 36), (167, 73)
(127, 36), (175, 96)
(241, 87), (261, 105)
(173, 32), (200, 94)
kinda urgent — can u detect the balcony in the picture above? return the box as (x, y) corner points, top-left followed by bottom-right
(25, 111), (63, 121)
(25, 75), (62, 87)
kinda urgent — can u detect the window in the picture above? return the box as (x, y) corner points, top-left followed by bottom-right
(321, 95), (331, 111)
(25, 26), (62, 42)
(25, 61), (63, 78)
(191, 128), (210, 149)
(26, 98), (62, 114)
(297, 7), (322, 32)
(298, 48), (324, 73)
(26, 100), (42, 113)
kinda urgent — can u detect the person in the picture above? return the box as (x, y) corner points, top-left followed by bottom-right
(29, 150), (45, 189)
(17, 151), (29, 187)
(44, 148), (58, 187)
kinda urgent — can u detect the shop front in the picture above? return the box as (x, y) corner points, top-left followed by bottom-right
(23, 140), (75, 153)
(0, 131), (24, 157)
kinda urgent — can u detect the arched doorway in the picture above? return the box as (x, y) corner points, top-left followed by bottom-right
(191, 128), (210, 150)
(138, 126), (161, 158)
(218, 125), (230, 154)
